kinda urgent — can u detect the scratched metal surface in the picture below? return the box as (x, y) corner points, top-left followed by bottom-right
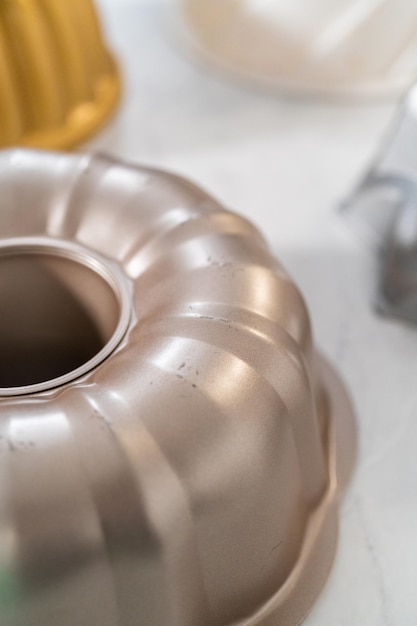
(86, 1), (417, 624)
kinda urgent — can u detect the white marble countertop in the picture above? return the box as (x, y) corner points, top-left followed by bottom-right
(90, 2), (417, 624)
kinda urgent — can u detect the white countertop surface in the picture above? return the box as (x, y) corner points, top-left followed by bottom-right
(90, 2), (417, 623)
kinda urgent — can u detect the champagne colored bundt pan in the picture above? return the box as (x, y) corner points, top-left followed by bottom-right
(0, 150), (356, 626)
(0, 0), (120, 150)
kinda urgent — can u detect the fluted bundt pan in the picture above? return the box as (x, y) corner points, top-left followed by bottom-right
(0, 150), (356, 626)
(178, 0), (417, 97)
(0, 0), (120, 150)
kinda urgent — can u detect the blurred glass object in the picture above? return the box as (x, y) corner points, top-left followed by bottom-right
(345, 83), (417, 322)
(177, 0), (417, 97)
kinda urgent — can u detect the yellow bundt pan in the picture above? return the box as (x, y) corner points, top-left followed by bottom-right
(0, 0), (121, 150)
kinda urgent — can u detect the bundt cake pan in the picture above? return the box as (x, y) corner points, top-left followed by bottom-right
(177, 0), (417, 97)
(0, 0), (120, 150)
(0, 149), (356, 626)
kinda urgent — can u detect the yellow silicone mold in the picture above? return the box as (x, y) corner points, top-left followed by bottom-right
(0, 0), (121, 150)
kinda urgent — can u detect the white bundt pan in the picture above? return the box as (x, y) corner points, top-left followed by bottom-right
(176, 0), (417, 98)
(0, 150), (356, 626)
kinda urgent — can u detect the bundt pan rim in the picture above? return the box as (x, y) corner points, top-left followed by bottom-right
(233, 355), (356, 626)
(0, 149), (356, 626)
(0, 234), (132, 396)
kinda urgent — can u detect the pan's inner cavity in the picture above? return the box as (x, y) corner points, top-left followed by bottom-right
(0, 249), (122, 391)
